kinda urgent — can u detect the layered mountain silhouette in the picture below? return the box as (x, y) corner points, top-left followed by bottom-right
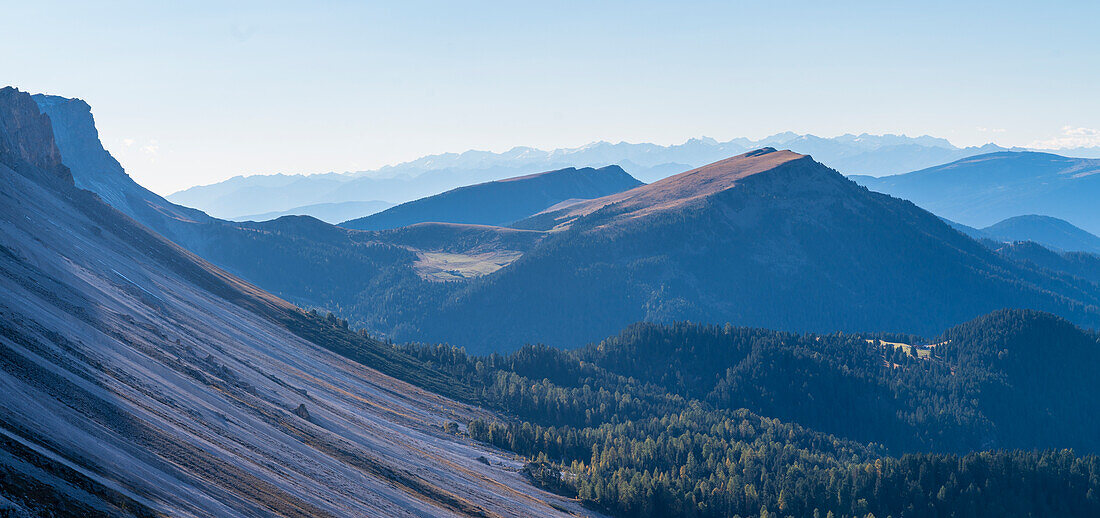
(0, 86), (591, 516)
(168, 134), (1028, 219)
(28, 93), (437, 311)
(341, 165), (642, 230)
(9, 85), (1100, 516)
(942, 215), (1100, 296)
(854, 151), (1100, 234)
(27, 91), (1100, 354)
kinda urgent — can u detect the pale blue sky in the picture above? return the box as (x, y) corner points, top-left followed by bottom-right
(3, 1), (1099, 194)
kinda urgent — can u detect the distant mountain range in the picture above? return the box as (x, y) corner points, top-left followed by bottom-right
(168, 133), (1072, 220)
(342, 165), (642, 230)
(25, 93), (610, 312)
(853, 152), (1100, 235)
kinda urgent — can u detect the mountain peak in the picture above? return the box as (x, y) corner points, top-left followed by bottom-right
(527, 148), (817, 229)
(856, 150), (1100, 234)
(666, 147), (807, 186)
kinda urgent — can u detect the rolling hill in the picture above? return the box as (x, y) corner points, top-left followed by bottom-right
(0, 86), (593, 517)
(853, 151), (1100, 234)
(396, 308), (1100, 516)
(341, 165), (642, 230)
(981, 214), (1100, 254)
(993, 241), (1100, 286)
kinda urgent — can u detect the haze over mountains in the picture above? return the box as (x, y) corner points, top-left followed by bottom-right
(854, 151), (1100, 234)
(27, 91), (1100, 354)
(168, 133), (1055, 221)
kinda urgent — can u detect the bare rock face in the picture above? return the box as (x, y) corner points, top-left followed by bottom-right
(32, 94), (129, 205)
(0, 87), (71, 184)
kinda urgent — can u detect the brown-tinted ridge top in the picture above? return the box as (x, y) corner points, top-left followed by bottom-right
(540, 147), (809, 227)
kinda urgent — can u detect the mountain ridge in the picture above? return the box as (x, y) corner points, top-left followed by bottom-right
(342, 164), (641, 230)
(854, 151), (1100, 234)
(517, 148), (816, 230)
(232, 200), (395, 224)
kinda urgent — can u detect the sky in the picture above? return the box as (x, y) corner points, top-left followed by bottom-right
(3, 1), (1099, 195)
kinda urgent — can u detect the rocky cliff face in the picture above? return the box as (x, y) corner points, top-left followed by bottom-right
(33, 94), (132, 208)
(0, 87), (70, 184)
(31, 93), (213, 245)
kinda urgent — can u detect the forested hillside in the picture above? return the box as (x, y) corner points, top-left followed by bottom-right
(994, 241), (1100, 285)
(393, 309), (1100, 517)
(981, 214), (1100, 254)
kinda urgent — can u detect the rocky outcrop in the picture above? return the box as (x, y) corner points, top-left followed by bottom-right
(0, 87), (70, 184)
(293, 403), (311, 420)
